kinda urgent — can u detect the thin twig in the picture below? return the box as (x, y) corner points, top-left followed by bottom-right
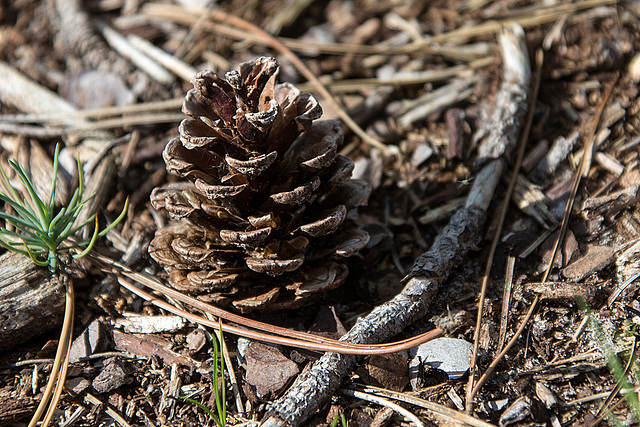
(465, 35), (541, 413)
(91, 252), (442, 354)
(360, 386), (497, 427)
(470, 72), (617, 404)
(342, 389), (424, 427)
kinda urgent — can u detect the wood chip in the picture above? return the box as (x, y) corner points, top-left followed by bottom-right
(562, 244), (616, 281)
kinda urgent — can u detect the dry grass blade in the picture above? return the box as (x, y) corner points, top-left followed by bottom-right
(342, 389), (424, 427)
(0, 98), (183, 124)
(465, 36), (542, 412)
(28, 276), (74, 427)
(142, 0), (614, 56)
(91, 252), (442, 354)
(358, 386), (497, 427)
(469, 68), (617, 405)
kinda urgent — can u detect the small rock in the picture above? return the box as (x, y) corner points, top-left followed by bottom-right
(69, 319), (108, 363)
(563, 245), (616, 281)
(409, 141), (434, 167)
(244, 342), (299, 400)
(92, 358), (128, 394)
(112, 314), (186, 334)
(536, 382), (558, 409)
(185, 329), (207, 353)
(356, 353), (409, 391)
(60, 70), (134, 109)
(409, 337), (473, 388)
(65, 377), (91, 395)
(499, 396), (531, 427)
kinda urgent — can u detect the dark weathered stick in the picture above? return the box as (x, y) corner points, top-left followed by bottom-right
(262, 23), (531, 427)
(0, 252), (63, 353)
(262, 160), (504, 426)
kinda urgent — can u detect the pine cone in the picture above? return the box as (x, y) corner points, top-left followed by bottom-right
(149, 57), (370, 312)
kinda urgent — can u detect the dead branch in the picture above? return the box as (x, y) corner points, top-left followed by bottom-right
(0, 252), (63, 352)
(262, 24), (532, 427)
(261, 162), (502, 426)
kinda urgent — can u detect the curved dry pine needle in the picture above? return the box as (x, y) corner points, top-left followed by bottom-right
(0, 98), (183, 124)
(141, 3), (388, 153)
(91, 253), (443, 354)
(470, 75), (618, 403)
(342, 389), (424, 427)
(466, 47), (543, 412)
(42, 336), (72, 426)
(142, 0), (614, 56)
(28, 278), (74, 427)
(117, 276), (441, 355)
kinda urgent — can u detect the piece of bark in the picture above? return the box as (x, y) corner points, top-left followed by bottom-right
(562, 245), (616, 281)
(244, 342), (300, 401)
(356, 353), (409, 392)
(92, 357), (129, 394)
(69, 318), (109, 363)
(262, 23), (530, 427)
(112, 330), (198, 368)
(446, 108), (465, 160)
(0, 388), (37, 424)
(0, 252), (63, 353)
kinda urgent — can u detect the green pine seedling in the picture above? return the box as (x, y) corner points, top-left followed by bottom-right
(578, 297), (640, 422)
(0, 143), (128, 272)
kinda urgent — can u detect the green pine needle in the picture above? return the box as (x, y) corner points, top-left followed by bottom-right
(0, 143), (128, 272)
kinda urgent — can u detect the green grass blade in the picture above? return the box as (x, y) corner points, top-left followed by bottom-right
(218, 321), (226, 427)
(0, 163), (23, 204)
(48, 207), (68, 235)
(61, 215), (97, 243)
(21, 240), (50, 267)
(0, 211), (42, 234)
(579, 297), (640, 416)
(179, 397), (222, 425)
(0, 236), (30, 257)
(0, 218), (50, 242)
(212, 333), (221, 425)
(0, 228), (49, 247)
